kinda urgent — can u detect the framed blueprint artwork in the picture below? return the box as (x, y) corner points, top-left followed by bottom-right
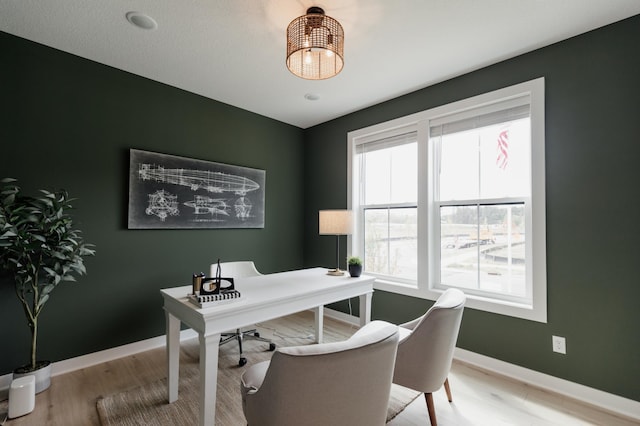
(128, 149), (265, 229)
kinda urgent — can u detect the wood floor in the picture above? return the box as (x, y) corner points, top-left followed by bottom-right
(1, 312), (636, 426)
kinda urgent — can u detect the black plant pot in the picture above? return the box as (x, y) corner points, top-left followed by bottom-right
(348, 264), (362, 277)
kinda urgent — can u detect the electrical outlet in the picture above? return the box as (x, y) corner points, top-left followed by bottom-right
(552, 335), (566, 354)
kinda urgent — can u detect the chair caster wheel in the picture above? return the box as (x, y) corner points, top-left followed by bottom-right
(269, 343), (276, 351)
(239, 357), (247, 367)
(254, 332), (260, 337)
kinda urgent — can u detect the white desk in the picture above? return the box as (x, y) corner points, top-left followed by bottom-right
(161, 267), (375, 426)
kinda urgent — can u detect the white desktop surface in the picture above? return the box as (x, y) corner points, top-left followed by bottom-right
(161, 267), (375, 426)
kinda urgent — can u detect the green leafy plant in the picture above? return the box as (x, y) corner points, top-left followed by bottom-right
(347, 256), (362, 266)
(0, 178), (95, 372)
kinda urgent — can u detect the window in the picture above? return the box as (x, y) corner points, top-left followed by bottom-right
(348, 78), (546, 322)
(356, 131), (418, 284)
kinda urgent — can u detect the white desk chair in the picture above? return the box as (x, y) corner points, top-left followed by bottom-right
(392, 288), (466, 426)
(241, 320), (399, 426)
(211, 261), (276, 366)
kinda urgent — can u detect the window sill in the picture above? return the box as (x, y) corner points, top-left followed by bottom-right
(373, 279), (547, 323)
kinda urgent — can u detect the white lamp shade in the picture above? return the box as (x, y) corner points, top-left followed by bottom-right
(319, 210), (353, 235)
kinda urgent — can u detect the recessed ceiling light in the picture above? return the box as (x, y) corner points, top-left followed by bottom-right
(304, 93), (321, 101)
(126, 12), (158, 30)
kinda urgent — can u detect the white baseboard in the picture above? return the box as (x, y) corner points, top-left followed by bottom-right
(0, 329), (198, 402)
(324, 306), (361, 325)
(2, 311), (638, 423)
(49, 329), (198, 377)
(454, 347), (640, 422)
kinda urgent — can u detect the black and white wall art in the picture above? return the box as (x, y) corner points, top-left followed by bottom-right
(128, 149), (265, 229)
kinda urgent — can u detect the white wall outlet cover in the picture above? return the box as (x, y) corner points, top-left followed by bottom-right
(552, 335), (566, 354)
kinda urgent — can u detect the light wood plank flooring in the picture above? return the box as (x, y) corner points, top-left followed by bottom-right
(1, 312), (636, 425)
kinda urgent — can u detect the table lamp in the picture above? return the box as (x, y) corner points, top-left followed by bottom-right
(319, 210), (353, 276)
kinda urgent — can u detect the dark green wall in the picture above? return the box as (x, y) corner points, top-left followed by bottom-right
(304, 15), (640, 401)
(0, 32), (304, 374)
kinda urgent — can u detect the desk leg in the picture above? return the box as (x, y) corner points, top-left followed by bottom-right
(199, 332), (220, 426)
(359, 292), (372, 328)
(165, 310), (181, 403)
(313, 305), (324, 343)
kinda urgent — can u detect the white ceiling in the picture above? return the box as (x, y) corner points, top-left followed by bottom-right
(1, 1), (639, 129)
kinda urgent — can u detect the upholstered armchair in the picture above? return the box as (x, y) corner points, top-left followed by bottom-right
(240, 320), (400, 426)
(392, 288), (466, 426)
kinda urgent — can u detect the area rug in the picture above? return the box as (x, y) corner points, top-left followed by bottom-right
(97, 364), (419, 425)
(97, 322), (420, 425)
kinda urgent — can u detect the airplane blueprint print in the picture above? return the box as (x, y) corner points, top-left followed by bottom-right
(128, 149), (265, 229)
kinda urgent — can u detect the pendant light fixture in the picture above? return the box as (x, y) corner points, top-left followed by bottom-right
(286, 7), (344, 80)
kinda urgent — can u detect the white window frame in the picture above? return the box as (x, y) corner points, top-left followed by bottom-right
(348, 78), (547, 322)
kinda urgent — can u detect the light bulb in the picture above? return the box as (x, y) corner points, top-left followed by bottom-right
(304, 50), (312, 64)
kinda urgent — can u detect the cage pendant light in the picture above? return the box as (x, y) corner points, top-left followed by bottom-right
(286, 7), (344, 80)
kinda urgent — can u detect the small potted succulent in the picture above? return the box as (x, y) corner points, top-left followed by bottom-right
(347, 256), (363, 277)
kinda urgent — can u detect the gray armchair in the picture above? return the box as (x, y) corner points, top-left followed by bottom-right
(392, 288), (466, 426)
(240, 320), (400, 426)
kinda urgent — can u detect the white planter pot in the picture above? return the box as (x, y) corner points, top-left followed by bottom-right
(13, 361), (52, 394)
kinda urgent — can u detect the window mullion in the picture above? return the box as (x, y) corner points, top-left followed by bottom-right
(437, 197), (526, 207)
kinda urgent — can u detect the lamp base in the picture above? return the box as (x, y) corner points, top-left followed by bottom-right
(326, 268), (345, 276)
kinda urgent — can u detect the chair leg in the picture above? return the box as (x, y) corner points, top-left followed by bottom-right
(236, 328), (244, 356)
(235, 328), (248, 366)
(424, 392), (437, 426)
(444, 377), (453, 402)
(241, 329), (273, 344)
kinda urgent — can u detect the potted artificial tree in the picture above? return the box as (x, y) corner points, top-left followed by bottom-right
(347, 256), (363, 277)
(0, 178), (95, 393)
